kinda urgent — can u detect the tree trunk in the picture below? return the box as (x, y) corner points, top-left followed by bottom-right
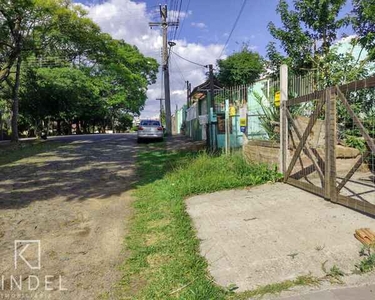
(76, 121), (81, 134)
(11, 56), (22, 143)
(0, 110), (3, 141)
(57, 119), (61, 135)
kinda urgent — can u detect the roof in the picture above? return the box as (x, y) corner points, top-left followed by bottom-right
(190, 79), (223, 101)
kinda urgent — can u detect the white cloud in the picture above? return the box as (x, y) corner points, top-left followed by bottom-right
(191, 22), (207, 29)
(81, 0), (224, 118)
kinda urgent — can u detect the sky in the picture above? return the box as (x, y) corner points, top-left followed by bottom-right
(75, 0), (354, 119)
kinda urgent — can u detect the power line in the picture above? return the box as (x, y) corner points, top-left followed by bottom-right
(176, 0), (190, 40)
(172, 0), (183, 40)
(171, 53), (186, 84)
(218, 0), (248, 59)
(171, 49), (207, 68)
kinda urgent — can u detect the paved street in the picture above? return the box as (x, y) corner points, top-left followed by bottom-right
(0, 133), (139, 300)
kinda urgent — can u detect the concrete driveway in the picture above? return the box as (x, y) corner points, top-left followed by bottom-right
(186, 183), (375, 298)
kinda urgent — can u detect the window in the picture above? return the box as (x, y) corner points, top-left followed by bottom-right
(140, 120), (161, 126)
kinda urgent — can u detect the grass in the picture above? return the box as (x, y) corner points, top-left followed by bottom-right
(0, 140), (62, 166)
(355, 245), (375, 274)
(119, 148), (312, 299)
(230, 275), (321, 300)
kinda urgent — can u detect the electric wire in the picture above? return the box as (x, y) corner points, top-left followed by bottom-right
(170, 49), (207, 68)
(172, 0), (183, 40)
(176, 0), (190, 40)
(218, 0), (248, 59)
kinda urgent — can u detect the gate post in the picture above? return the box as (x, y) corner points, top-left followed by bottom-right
(324, 88), (337, 202)
(280, 64), (288, 177)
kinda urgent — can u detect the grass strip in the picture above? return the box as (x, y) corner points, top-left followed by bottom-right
(120, 150), (284, 299)
(0, 141), (62, 166)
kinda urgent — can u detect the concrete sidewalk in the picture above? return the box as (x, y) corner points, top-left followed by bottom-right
(277, 284), (375, 300)
(186, 183), (375, 297)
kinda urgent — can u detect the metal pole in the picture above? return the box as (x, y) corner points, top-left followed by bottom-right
(280, 64), (288, 175)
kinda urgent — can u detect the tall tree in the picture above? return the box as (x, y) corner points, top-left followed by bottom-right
(352, 0), (375, 60)
(267, 0), (347, 75)
(217, 45), (264, 86)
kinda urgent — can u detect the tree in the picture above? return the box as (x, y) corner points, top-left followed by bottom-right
(115, 113), (133, 132)
(1, 0), (158, 141)
(216, 45), (264, 86)
(267, 0), (347, 75)
(352, 0), (375, 60)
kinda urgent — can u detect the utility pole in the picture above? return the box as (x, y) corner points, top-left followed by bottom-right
(156, 98), (164, 124)
(186, 81), (191, 107)
(149, 5), (179, 136)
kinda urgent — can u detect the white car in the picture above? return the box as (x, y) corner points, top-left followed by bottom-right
(137, 120), (164, 142)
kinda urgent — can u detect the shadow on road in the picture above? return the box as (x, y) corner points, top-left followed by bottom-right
(0, 134), (141, 209)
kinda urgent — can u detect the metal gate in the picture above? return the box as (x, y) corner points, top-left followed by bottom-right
(282, 76), (375, 216)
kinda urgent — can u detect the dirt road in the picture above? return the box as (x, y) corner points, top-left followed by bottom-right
(0, 134), (139, 300)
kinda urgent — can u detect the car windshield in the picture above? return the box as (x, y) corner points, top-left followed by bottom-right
(140, 120), (160, 126)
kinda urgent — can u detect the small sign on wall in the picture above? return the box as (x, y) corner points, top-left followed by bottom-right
(275, 91), (281, 107)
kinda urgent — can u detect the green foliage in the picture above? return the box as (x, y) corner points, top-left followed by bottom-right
(344, 135), (366, 153)
(115, 113), (133, 132)
(355, 245), (375, 274)
(267, 0), (348, 76)
(217, 45), (264, 86)
(254, 92), (280, 141)
(321, 261), (345, 284)
(352, 0), (375, 60)
(0, 0), (158, 138)
(121, 149), (281, 299)
(232, 275), (320, 300)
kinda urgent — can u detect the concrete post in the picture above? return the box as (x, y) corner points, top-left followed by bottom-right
(280, 64), (288, 175)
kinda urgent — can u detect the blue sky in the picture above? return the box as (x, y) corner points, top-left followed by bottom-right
(77, 0), (354, 56)
(75, 0), (355, 118)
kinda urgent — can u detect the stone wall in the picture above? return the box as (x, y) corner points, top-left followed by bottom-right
(243, 137), (366, 174)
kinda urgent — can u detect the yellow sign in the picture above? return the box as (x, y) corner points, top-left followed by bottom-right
(229, 106), (236, 117)
(275, 91), (281, 107)
(240, 118), (246, 127)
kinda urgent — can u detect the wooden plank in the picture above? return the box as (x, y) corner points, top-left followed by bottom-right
(284, 98), (325, 181)
(286, 90), (324, 106)
(355, 228), (375, 246)
(287, 178), (325, 197)
(338, 76), (375, 93)
(286, 181), (375, 217)
(337, 151), (370, 192)
(286, 76), (375, 107)
(337, 194), (375, 216)
(325, 88), (337, 202)
(336, 86), (375, 154)
(286, 109), (325, 186)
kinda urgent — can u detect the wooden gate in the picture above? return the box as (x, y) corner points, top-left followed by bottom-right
(282, 76), (375, 216)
